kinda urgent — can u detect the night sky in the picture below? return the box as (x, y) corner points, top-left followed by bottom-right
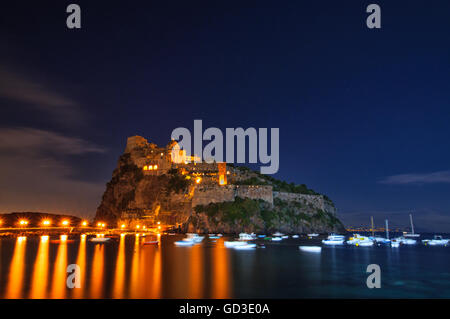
(1, 1), (450, 231)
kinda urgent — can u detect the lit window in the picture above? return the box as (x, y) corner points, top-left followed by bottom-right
(143, 165), (148, 171)
(154, 165), (158, 169)
(148, 165), (153, 170)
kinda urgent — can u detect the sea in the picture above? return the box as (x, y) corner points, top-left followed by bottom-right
(0, 232), (449, 298)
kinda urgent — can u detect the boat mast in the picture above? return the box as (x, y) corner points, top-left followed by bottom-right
(371, 216), (374, 237)
(385, 219), (389, 239)
(409, 213), (415, 235)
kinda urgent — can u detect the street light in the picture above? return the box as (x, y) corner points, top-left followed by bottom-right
(19, 219), (29, 226)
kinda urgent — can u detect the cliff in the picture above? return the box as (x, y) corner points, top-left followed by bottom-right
(95, 136), (345, 233)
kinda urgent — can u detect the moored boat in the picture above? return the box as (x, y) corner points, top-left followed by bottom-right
(299, 246), (322, 253)
(90, 237), (111, 243)
(422, 235), (449, 246)
(233, 243), (257, 250)
(143, 240), (159, 245)
(322, 234), (345, 245)
(224, 241), (248, 248)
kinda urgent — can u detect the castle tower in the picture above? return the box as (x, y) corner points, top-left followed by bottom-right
(218, 162), (227, 185)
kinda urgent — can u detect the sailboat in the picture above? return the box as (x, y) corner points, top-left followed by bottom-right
(403, 214), (420, 238)
(394, 214), (418, 245)
(370, 219), (391, 244)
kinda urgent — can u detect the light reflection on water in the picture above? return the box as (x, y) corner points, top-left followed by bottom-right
(1, 234), (450, 298)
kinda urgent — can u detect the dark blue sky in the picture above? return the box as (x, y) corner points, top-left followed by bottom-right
(1, 1), (450, 231)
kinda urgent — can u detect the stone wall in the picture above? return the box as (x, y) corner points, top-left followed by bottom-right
(192, 184), (274, 207)
(235, 185), (273, 205)
(273, 191), (336, 214)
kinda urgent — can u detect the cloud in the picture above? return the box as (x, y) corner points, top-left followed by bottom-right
(0, 127), (106, 155)
(379, 170), (450, 185)
(0, 67), (85, 125)
(0, 127), (107, 218)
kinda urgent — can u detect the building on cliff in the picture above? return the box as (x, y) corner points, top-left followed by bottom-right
(95, 136), (342, 233)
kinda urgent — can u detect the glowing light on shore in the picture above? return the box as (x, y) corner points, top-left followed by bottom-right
(41, 235), (49, 242)
(121, 224), (126, 229)
(81, 221), (88, 227)
(19, 219), (28, 226)
(136, 225), (140, 229)
(61, 220), (69, 226)
(18, 236), (27, 242)
(60, 235), (68, 241)
(42, 220), (51, 226)
(195, 177), (202, 184)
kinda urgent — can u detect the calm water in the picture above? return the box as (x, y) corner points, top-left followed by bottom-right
(1, 233), (449, 298)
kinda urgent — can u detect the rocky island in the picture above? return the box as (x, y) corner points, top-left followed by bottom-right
(95, 136), (345, 234)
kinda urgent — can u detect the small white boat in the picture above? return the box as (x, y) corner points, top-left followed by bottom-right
(391, 239), (400, 247)
(233, 243), (257, 250)
(422, 235), (449, 246)
(394, 237), (417, 245)
(281, 235), (289, 239)
(322, 234), (345, 245)
(209, 235), (221, 239)
(224, 241), (247, 248)
(175, 240), (195, 246)
(292, 235), (300, 239)
(90, 237), (111, 243)
(299, 246), (322, 253)
(257, 234), (266, 238)
(346, 234), (374, 246)
(272, 232), (284, 237)
(239, 233), (256, 241)
(186, 233), (204, 243)
(271, 237), (282, 242)
(307, 233), (319, 237)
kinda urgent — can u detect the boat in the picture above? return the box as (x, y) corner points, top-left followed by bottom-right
(233, 243), (257, 250)
(257, 234), (266, 238)
(403, 214), (420, 238)
(299, 246), (322, 253)
(143, 240), (159, 245)
(346, 234), (374, 246)
(322, 234), (345, 245)
(292, 235), (300, 239)
(272, 232), (284, 237)
(307, 233), (319, 237)
(239, 233), (256, 241)
(281, 235), (289, 239)
(224, 241), (248, 248)
(174, 240), (195, 246)
(393, 236), (417, 245)
(391, 239), (400, 247)
(209, 235), (221, 239)
(422, 235), (449, 246)
(370, 219), (391, 244)
(271, 237), (282, 242)
(90, 237), (111, 243)
(186, 233), (204, 243)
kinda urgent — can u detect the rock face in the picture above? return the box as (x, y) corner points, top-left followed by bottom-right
(95, 136), (345, 233)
